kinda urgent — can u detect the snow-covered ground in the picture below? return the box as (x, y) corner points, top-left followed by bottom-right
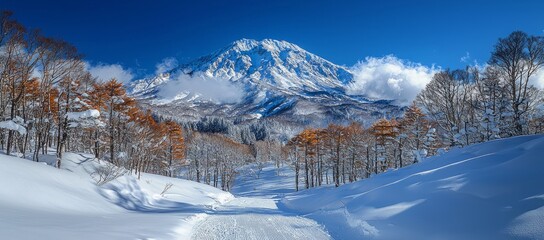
(232, 163), (303, 199)
(280, 135), (544, 239)
(0, 152), (327, 240)
(2, 135), (544, 239)
(190, 197), (330, 240)
(190, 164), (330, 239)
(0, 152), (232, 240)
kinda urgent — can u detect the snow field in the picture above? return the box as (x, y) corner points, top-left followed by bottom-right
(280, 135), (544, 239)
(0, 152), (232, 240)
(2, 135), (544, 239)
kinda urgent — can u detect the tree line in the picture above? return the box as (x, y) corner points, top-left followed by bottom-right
(286, 105), (438, 190)
(0, 11), (185, 178)
(286, 30), (544, 191)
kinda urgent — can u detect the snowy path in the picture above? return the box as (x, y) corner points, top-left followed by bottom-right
(190, 197), (330, 240)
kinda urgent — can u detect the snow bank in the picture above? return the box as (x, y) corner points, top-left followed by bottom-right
(0, 152), (233, 240)
(66, 109), (100, 120)
(280, 135), (544, 240)
(0, 120), (26, 134)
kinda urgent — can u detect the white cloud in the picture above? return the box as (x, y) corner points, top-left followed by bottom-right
(155, 57), (178, 75)
(530, 69), (544, 89)
(157, 73), (244, 104)
(347, 55), (438, 106)
(85, 62), (134, 84)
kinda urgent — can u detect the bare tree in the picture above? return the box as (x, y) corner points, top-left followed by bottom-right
(416, 69), (471, 146)
(489, 31), (544, 135)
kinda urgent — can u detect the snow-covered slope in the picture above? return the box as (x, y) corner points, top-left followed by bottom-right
(279, 135), (544, 239)
(0, 152), (232, 240)
(0, 152), (331, 239)
(130, 39), (399, 125)
(3, 136), (543, 239)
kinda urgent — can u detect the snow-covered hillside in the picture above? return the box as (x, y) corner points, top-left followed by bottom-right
(3, 135), (543, 239)
(0, 152), (232, 240)
(0, 152), (329, 240)
(130, 39), (400, 125)
(279, 135), (544, 239)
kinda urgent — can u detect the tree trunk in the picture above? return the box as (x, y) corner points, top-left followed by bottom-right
(304, 146), (309, 189)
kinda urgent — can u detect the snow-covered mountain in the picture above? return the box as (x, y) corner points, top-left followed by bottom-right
(178, 38), (352, 92)
(130, 39), (400, 125)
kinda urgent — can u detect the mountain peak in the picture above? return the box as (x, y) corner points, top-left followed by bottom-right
(228, 38), (304, 53)
(176, 38), (353, 90)
(229, 38), (259, 51)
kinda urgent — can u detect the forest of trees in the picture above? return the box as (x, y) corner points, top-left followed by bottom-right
(0, 11), (281, 191)
(286, 30), (544, 191)
(0, 11), (186, 179)
(2, 10), (543, 193)
(286, 106), (438, 190)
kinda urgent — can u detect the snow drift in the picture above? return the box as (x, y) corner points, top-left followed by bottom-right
(0, 152), (232, 240)
(280, 135), (544, 240)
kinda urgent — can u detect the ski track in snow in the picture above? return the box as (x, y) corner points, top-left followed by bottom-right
(190, 197), (330, 240)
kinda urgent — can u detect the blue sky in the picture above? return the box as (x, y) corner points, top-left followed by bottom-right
(4, 0), (543, 78)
